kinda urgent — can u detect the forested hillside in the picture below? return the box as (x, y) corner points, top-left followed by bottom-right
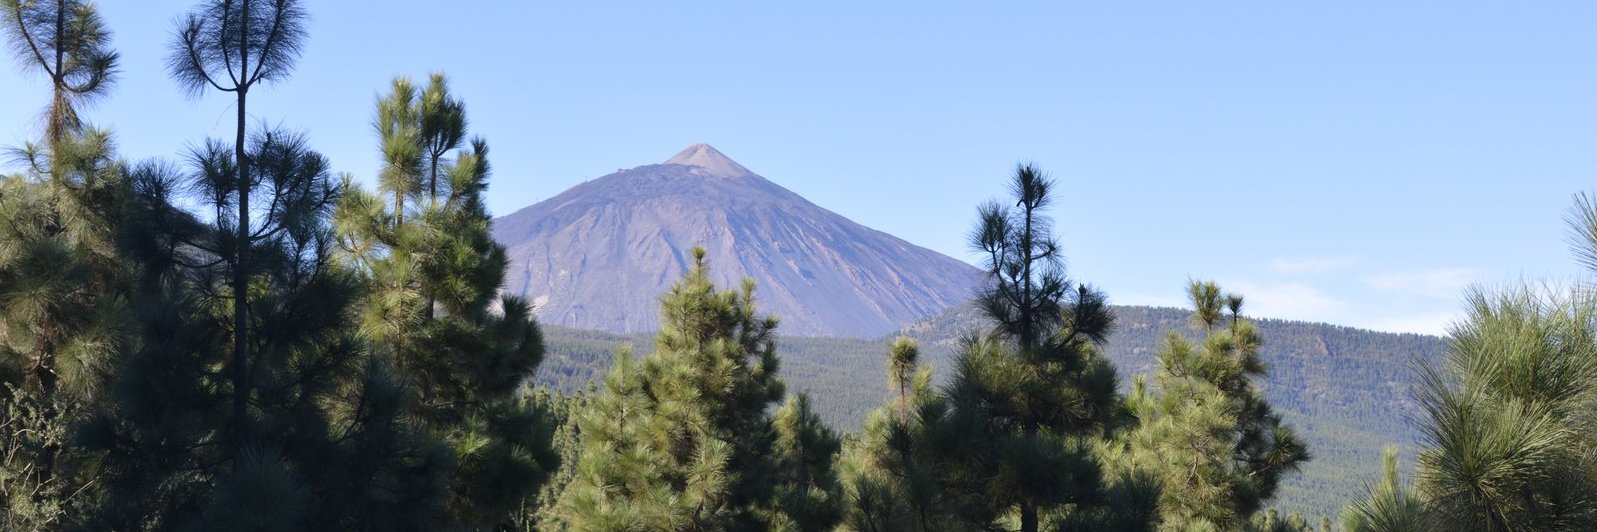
(536, 303), (1447, 519)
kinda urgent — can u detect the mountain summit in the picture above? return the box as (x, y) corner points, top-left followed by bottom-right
(492, 144), (983, 337)
(662, 143), (753, 178)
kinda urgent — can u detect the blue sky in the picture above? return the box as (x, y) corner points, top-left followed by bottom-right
(3, 1), (1594, 335)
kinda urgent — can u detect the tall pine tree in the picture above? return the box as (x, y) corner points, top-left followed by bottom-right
(841, 164), (1130, 532)
(0, 3), (125, 526)
(80, 128), (458, 530)
(0, 0), (124, 435)
(77, 5), (460, 527)
(335, 73), (558, 529)
(949, 163), (1120, 532)
(164, 0), (308, 459)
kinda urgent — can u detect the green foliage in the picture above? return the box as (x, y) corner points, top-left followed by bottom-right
(1102, 281), (1310, 530)
(836, 338), (989, 532)
(336, 73), (556, 529)
(0, 98), (129, 532)
(0, 130), (128, 402)
(0, 383), (95, 531)
(1336, 178), (1597, 532)
(0, 2), (560, 530)
(166, 0), (306, 99)
(552, 249), (842, 531)
(164, 0), (311, 472)
(1415, 287), (1597, 530)
(765, 393), (845, 531)
(1248, 508), (1317, 532)
(1338, 285), (1597, 532)
(77, 129), (459, 530)
(1, 0), (119, 144)
(1, 4), (1522, 529)
(536, 302), (1447, 523)
(516, 388), (590, 530)
(952, 163), (1119, 532)
(1340, 447), (1425, 532)
(833, 165), (1125, 532)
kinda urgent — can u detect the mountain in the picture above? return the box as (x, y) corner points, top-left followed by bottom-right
(535, 303), (1447, 520)
(492, 144), (983, 337)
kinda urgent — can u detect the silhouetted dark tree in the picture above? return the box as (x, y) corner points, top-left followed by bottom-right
(951, 164), (1120, 532)
(164, 0), (308, 458)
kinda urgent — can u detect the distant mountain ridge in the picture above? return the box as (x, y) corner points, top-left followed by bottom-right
(492, 144), (983, 337)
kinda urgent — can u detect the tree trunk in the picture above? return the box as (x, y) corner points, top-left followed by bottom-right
(30, 322), (59, 497)
(48, 0), (65, 147)
(1019, 500), (1038, 532)
(424, 153), (438, 321)
(31, 327), (57, 399)
(230, 1), (252, 460)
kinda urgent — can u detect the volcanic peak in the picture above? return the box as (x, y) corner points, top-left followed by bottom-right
(662, 143), (753, 178)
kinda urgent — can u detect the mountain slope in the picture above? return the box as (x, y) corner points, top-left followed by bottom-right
(493, 144), (982, 337)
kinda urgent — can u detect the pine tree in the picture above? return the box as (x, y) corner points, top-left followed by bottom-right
(765, 392), (844, 531)
(948, 163), (1120, 531)
(519, 387), (591, 531)
(1340, 447), (1425, 532)
(81, 126), (469, 530)
(0, 130), (127, 402)
(164, 0), (308, 459)
(0, 0), (124, 428)
(1411, 287), (1597, 530)
(0, 4), (125, 526)
(1338, 194), (1597, 531)
(887, 336), (917, 419)
(837, 337), (976, 532)
(1250, 508), (1315, 532)
(1, 0), (118, 147)
(1102, 281), (1309, 530)
(840, 165), (1129, 532)
(553, 248), (842, 531)
(70, 17), (463, 522)
(0, 132), (128, 530)
(418, 73), (465, 203)
(335, 73), (558, 529)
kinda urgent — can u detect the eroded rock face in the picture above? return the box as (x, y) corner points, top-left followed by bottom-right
(493, 144), (982, 337)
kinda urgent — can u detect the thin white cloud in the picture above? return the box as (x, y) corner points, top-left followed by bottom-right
(1268, 256), (1357, 276)
(1173, 260), (1475, 336)
(1223, 280), (1347, 324)
(1365, 268), (1482, 299)
(1230, 279), (1458, 335)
